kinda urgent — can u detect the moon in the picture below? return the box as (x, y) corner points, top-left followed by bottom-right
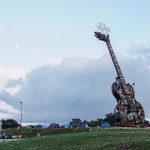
(14, 45), (18, 49)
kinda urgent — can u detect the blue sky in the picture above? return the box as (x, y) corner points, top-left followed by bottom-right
(0, 1), (150, 123)
(0, 0), (150, 68)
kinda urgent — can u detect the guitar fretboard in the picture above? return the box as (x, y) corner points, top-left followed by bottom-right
(106, 40), (126, 84)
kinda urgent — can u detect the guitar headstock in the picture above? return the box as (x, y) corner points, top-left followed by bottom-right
(94, 32), (109, 42)
(94, 22), (110, 42)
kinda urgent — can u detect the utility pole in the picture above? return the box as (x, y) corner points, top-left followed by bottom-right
(20, 101), (23, 126)
(18, 101), (23, 138)
(0, 120), (1, 129)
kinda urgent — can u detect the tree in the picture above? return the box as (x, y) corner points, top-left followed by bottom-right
(88, 118), (104, 127)
(2, 119), (19, 129)
(103, 112), (117, 126)
(88, 120), (97, 127)
(70, 118), (82, 128)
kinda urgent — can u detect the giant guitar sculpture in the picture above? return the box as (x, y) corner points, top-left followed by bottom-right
(94, 23), (145, 127)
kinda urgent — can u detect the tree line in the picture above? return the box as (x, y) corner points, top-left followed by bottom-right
(1, 112), (149, 129)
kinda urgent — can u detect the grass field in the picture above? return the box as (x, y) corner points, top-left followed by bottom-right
(0, 128), (150, 150)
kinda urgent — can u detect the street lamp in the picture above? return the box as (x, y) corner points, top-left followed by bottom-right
(20, 101), (23, 127)
(0, 120), (1, 129)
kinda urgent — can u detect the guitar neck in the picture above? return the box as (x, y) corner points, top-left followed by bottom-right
(106, 40), (126, 84)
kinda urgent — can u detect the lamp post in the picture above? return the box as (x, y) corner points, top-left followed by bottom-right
(20, 101), (23, 127)
(17, 99), (23, 138)
(0, 120), (1, 129)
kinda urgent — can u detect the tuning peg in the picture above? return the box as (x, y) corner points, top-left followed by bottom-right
(94, 32), (100, 38)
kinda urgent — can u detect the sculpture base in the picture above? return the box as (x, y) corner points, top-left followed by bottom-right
(114, 102), (145, 128)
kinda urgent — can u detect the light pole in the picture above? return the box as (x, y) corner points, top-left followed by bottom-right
(0, 120), (1, 129)
(20, 101), (23, 127)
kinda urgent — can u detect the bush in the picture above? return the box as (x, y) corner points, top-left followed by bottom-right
(2, 119), (19, 129)
(1, 128), (89, 138)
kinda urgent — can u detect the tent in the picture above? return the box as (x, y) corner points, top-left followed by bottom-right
(101, 122), (111, 128)
(81, 123), (89, 128)
(48, 123), (60, 128)
(42, 125), (48, 128)
(25, 125), (33, 129)
(61, 124), (70, 128)
(35, 124), (42, 128)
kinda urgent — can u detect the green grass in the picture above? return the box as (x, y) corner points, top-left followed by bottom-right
(1, 128), (150, 150)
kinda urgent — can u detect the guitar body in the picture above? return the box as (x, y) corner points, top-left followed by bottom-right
(112, 78), (145, 127)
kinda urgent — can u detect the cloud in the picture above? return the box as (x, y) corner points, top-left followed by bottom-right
(127, 44), (150, 61)
(0, 100), (19, 119)
(0, 100), (19, 114)
(5, 78), (24, 88)
(0, 47), (150, 124)
(0, 66), (28, 95)
(4, 78), (24, 95)
(15, 57), (116, 123)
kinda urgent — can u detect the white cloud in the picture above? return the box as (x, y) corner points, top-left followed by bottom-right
(0, 100), (19, 119)
(0, 113), (14, 120)
(0, 47), (150, 124)
(0, 66), (27, 92)
(4, 78), (24, 95)
(0, 100), (19, 114)
(4, 86), (21, 95)
(15, 57), (116, 123)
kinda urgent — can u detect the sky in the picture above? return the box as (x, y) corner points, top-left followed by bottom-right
(0, 0), (150, 124)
